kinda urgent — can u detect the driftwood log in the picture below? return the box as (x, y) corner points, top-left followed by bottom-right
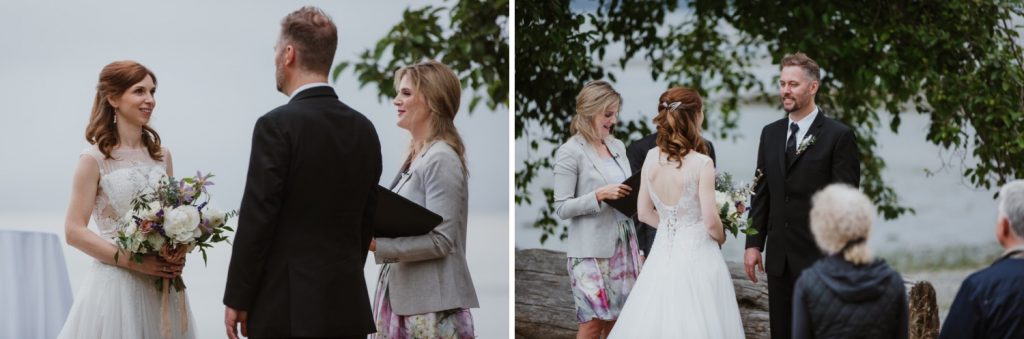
(515, 248), (939, 339)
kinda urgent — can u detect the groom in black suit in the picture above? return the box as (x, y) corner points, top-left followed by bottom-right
(224, 6), (382, 339)
(744, 53), (860, 339)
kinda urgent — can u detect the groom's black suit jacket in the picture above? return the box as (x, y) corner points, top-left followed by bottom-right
(224, 86), (382, 338)
(746, 109), (860, 275)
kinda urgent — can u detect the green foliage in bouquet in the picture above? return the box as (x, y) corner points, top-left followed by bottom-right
(715, 172), (758, 238)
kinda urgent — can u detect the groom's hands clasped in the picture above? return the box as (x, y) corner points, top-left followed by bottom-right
(743, 248), (765, 283)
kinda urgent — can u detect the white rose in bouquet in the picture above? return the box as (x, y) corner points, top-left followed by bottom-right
(146, 230), (165, 250)
(141, 201), (162, 221)
(164, 205), (201, 243)
(206, 207), (227, 228)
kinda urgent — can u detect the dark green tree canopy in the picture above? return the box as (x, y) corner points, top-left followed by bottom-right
(517, 0), (1024, 243)
(334, 0), (508, 113)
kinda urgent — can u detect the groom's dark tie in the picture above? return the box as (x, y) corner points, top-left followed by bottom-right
(786, 122), (799, 165)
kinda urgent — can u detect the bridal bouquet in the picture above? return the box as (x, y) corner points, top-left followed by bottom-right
(715, 171), (760, 238)
(114, 171), (236, 292)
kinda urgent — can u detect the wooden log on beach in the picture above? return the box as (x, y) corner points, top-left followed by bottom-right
(514, 248), (939, 339)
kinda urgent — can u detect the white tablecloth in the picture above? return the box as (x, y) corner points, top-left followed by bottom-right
(0, 230), (73, 339)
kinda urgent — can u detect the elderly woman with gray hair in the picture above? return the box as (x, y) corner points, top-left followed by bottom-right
(792, 184), (908, 339)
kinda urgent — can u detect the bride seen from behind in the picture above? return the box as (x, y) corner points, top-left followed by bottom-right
(58, 60), (195, 338)
(609, 86), (744, 338)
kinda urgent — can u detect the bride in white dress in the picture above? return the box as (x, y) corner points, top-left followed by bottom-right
(609, 87), (744, 338)
(58, 61), (195, 339)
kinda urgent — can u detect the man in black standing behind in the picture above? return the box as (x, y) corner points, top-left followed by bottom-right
(626, 132), (715, 260)
(743, 52), (860, 339)
(224, 6), (382, 339)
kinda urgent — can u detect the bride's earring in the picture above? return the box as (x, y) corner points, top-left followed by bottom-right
(113, 109), (118, 124)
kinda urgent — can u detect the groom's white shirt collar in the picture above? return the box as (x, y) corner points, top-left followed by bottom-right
(289, 82), (331, 100)
(787, 106), (818, 146)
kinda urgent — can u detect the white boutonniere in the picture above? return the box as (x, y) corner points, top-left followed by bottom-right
(796, 135), (816, 156)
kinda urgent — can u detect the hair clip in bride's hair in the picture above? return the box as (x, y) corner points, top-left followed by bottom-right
(661, 101), (682, 111)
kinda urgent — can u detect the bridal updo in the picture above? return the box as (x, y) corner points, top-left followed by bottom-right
(85, 60), (163, 161)
(653, 87), (708, 167)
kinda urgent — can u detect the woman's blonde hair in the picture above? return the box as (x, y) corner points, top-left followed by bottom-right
(810, 183), (875, 265)
(570, 80), (622, 143)
(653, 87), (708, 167)
(394, 60), (467, 174)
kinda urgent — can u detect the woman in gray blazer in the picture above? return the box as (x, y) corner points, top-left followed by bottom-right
(555, 80), (641, 338)
(369, 60), (478, 339)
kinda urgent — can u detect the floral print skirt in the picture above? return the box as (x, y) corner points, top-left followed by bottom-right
(567, 219), (642, 323)
(371, 264), (475, 339)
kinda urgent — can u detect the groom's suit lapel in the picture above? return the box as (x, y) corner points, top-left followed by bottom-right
(776, 120), (789, 178)
(786, 110), (826, 172)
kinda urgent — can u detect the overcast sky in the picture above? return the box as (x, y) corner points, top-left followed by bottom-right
(0, 1), (509, 337)
(0, 0), (509, 217)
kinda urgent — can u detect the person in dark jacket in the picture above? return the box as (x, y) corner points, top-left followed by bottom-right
(792, 184), (908, 339)
(939, 180), (1024, 339)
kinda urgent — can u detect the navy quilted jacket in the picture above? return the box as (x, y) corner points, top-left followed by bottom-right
(792, 255), (908, 339)
(938, 255), (1024, 339)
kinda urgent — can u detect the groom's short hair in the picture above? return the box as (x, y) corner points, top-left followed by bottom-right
(781, 52), (821, 83)
(999, 180), (1024, 238)
(280, 6), (337, 75)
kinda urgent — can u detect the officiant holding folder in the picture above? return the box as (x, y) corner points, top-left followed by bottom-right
(368, 60), (478, 338)
(553, 80), (642, 338)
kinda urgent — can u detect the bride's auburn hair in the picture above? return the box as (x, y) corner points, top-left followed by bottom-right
(85, 60), (163, 161)
(653, 87), (708, 167)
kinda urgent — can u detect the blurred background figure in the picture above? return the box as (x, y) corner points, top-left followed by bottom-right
(939, 180), (1024, 339)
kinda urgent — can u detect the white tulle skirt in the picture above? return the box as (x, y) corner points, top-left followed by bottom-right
(57, 260), (196, 339)
(609, 225), (744, 338)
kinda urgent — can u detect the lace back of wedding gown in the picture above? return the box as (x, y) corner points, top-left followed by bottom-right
(608, 149), (744, 339)
(645, 151), (709, 250)
(58, 146), (196, 339)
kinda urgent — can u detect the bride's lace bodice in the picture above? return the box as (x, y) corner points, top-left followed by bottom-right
(643, 149), (712, 244)
(80, 146), (167, 238)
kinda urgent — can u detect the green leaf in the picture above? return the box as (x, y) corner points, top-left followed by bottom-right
(332, 62), (349, 83)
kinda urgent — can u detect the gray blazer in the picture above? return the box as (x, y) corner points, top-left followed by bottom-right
(375, 141), (479, 315)
(554, 134), (632, 258)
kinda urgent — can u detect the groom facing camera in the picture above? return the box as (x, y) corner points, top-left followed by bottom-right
(744, 52), (860, 339)
(224, 6), (382, 339)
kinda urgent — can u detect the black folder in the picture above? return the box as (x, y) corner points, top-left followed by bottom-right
(604, 170), (642, 217)
(373, 185), (443, 238)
